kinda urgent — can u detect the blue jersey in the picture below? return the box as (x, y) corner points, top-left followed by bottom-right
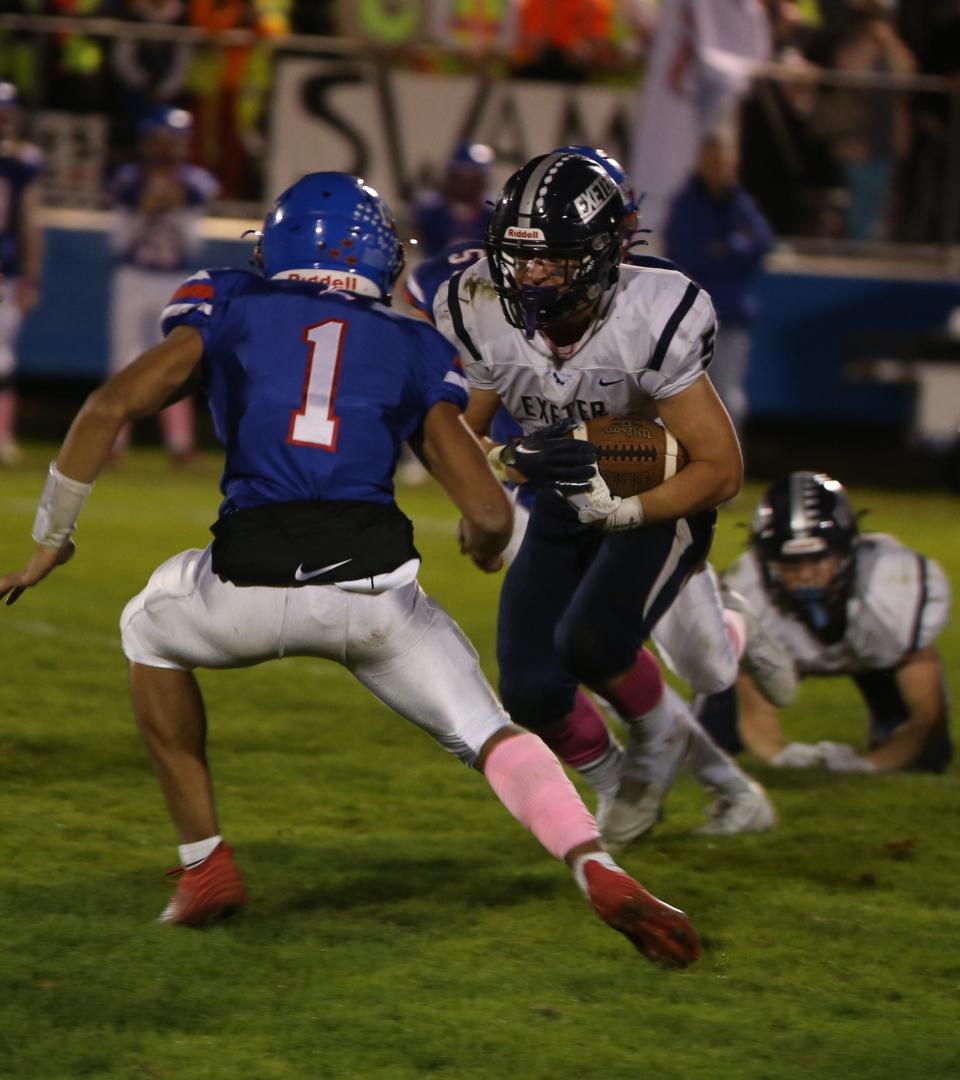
(410, 192), (492, 258)
(110, 162), (219, 271)
(161, 269), (469, 517)
(404, 239), (488, 319)
(0, 142), (42, 277)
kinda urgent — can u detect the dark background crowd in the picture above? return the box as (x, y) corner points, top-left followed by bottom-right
(0, 0), (957, 245)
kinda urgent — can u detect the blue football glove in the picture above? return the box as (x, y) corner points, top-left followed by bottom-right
(499, 418), (598, 492)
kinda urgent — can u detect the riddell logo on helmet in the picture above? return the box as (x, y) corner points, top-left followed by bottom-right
(505, 226), (546, 241)
(287, 271), (359, 289)
(574, 177), (616, 223)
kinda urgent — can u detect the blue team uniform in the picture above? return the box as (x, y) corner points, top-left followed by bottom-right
(110, 162), (219, 271)
(0, 143), (42, 278)
(161, 267), (468, 584)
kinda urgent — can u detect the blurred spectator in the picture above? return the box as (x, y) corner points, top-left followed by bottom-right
(901, 0), (960, 243)
(630, 0), (772, 233)
(740, 51), (845, 236)
(410, 141), (495, 257)
(110, 0), (193, 161)
(45, 0), (114, 113)
(0, 81), (43, 467)
(808, 0), (916, 241)
(107, 105), (218, 464)
(427, 0), (518, 66)
(512, 0), (616, 81)
(664, 132), (775, 437)
(292, 0), (335, 35)
(186, 0), (282, 198)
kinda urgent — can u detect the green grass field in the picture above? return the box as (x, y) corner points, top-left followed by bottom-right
(2, 444), (959, 1080)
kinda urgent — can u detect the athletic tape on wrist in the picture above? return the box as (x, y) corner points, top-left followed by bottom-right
(31, 462), (94, 548)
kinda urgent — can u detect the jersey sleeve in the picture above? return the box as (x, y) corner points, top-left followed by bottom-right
(647, 284), (718, 400)
(865, 542), (952, 660)
(160, 269), (219, 342)
(405, 319), (470, 413)
(432, 267), (497, 391)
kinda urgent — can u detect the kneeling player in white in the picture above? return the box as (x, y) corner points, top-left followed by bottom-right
(0, 173), (701, 967)
(699, 471), (952, 774)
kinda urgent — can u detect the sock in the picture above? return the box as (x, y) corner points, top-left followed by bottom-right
(570, 851), (622, 897)
(539, 690), (624, 798)
(577, 741), (624, 800)
(679, 703), (750, 796)
(160, 397), (195, 454)
(483, 732), (599, 861)
(724, 608), (748, 662)
(178, 834), (223, 868)
(620, 685), (690, 792)
(603, 647), (664, 722)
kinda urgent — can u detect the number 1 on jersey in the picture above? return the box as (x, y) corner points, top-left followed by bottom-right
(288, 320), (345, 450)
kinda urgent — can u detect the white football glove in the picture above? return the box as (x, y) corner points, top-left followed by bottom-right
(563, 426), (647, 531)
(816, 740), (876, 774)
(771, 742), (825, 769)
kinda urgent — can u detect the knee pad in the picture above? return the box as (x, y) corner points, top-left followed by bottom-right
(601, 646), (665, 721)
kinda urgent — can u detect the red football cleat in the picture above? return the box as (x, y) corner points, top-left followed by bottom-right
(159, 842), (246, 927)
(584, 861), (701, 968)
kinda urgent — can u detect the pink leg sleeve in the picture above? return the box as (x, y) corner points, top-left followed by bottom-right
(159, 397), (195, 454)
(603, 646), (664, 722)
(483, 732), (599, 861)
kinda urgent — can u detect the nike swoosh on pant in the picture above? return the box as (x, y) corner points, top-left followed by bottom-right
(294, 558), (353, 582)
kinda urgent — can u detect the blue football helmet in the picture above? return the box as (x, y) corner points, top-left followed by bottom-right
(137, 104), (193, 138)
(257, 173), (404, 302)
(553, 145), (642, 242)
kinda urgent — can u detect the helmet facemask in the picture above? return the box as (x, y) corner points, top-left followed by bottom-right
(486, 152), (625, 340)
(751, 471), (860, 636)
(487, 229), (622, 339)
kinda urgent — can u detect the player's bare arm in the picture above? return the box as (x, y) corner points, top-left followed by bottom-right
(419, 400), (513, 571)
(0, 326), (203, 603)
(734, 671), (786, 762)
(644, 375), (743, 525)
(866, 646), (949, 771)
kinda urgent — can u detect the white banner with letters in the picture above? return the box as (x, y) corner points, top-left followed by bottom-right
(268, 58), (636, 223)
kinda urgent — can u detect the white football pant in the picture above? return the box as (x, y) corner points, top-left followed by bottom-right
(121, 546), (511, 766)
(0, 278), (25, 378)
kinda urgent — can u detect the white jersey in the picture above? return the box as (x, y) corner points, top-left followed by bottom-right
(723, 533), (951, 676)
(433, 258), (717, 431)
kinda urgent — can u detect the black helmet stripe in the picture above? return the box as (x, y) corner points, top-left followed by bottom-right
(517, 152), (569, 225)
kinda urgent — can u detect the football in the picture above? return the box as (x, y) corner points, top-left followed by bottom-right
(578, 415), (689, 497)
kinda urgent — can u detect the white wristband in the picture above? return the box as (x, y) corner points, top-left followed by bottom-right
(31, 462), (94, 548)
(598, 494), (646, 532)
